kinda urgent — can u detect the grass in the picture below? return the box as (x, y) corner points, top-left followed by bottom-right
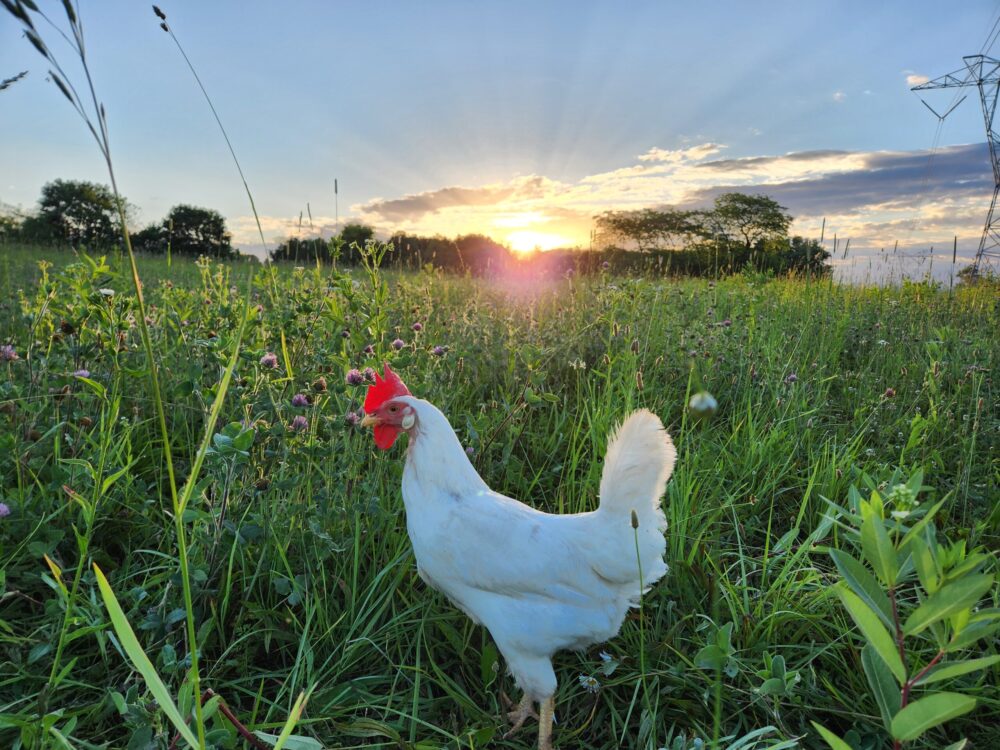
(0, 242), (997, 749)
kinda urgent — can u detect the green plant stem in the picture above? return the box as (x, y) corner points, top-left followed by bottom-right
(45, 392), (116, 701)
(110, 177), (208, 750)
(632, 521), (654, 745)
(902, 649), (946, 706)
(889, 586), (906, 668)
(77, 20), (206, 744)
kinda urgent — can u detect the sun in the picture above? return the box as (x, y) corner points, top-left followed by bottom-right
(507, 230), (572, 253)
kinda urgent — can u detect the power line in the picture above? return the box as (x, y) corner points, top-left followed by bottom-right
(912, 55), (1000, 276)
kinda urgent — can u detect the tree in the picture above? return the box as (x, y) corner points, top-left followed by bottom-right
(269, 237), (333, 263)
(711, 193), (791, 250)
(165, 204), (234, 258)
(29, 179), (124, 248)
(340, 223), (375, 248)
(595, 208), (703, 251)
(0, 203), (23, 242)
(133, 205), (234, 258)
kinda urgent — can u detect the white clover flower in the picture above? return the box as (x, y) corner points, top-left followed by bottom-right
(578, 673), (600, 694)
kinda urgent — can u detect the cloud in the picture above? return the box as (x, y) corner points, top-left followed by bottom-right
(833, 91), (847, 102)
(637, 143), (724, 163)
(355, 175), (554, 223)
(231, 140), (994, 259)
(679, 143), (990, 217)
(906, 74), (930, 86)
(677, 143), (991, 246)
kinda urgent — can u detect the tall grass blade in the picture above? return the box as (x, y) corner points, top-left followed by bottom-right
(93, 563), (200, 749)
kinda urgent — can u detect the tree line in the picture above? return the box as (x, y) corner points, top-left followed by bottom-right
(270, 192), (829, 277)
(2, 179), (830, 277)
(2, 179), (236, 259)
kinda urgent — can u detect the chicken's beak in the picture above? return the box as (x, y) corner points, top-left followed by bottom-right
(360, 413), (380, 428)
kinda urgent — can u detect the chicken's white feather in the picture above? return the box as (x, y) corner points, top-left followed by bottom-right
(394, 397), (674, 702)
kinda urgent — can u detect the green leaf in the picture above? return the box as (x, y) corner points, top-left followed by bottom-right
(909, 533), (940, 595)
(835, 585), (906, 684)
(947, 613), (1000, 652)
(904, 574), (994, 636)
(917, 654), (1000, 685)
(694, 644), (726, 670)
(810, 722), (853, 750)
(101, 460), (136, 494)
(232, 428), (255, 452)
(253, 732), (322, 750)
(829, 549), (893, 628)
(890, 692), (976, 741)
(266, 688), (313, 750)
(332, 717), (401, 741)
(758, 677), (787, 696)
(901, 497), (946, 548)
(93, 564), (199, 749)
(770, 654), (786, 680)
(861, 644), (900, 732)
(861, 513), (898, 586)
(480, 642), (498, 687)
(74, 375), (106, 399)
(948, 552), (990, 580)
(716, 621), (734, 652)
(110, 691), (128, 715)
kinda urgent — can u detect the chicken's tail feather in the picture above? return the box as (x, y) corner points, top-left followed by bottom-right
(598, 409), (675, 532)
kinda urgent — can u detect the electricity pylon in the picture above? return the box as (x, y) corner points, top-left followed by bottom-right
(912, 55), (1000, 277)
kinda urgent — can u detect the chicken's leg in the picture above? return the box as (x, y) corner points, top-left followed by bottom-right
(538, 696), (555, 750)
(502, 692), (538, 737)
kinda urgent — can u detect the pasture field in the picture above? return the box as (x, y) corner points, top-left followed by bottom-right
(0, 243), (997, 749)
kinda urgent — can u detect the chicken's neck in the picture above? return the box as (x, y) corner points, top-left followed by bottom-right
(402, 398), (488, 499)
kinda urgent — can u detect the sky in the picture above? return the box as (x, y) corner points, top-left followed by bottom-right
(2, 0), (999, 270)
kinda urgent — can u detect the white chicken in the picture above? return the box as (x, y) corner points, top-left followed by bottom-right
(361, 365), (675, 749)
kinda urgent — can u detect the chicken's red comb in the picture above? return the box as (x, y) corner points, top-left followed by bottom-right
(364, 363), (411, 413)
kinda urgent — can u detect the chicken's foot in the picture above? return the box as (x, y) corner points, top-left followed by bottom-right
(538, 696), (555, 750)
(501, 692), (538, 737)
